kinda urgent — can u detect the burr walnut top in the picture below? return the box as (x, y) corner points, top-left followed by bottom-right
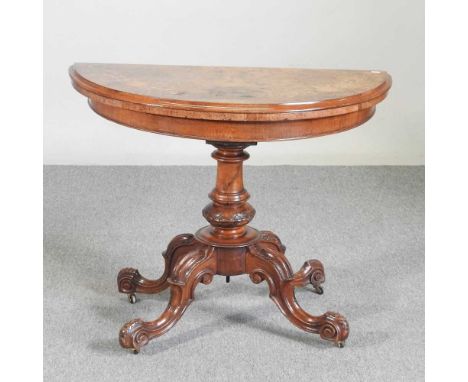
(70, 63), (391, 141)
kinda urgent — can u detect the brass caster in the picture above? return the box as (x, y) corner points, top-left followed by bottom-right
(128, 293), (137, 304)
(313, 286), (324, 295)
(337, 341), (345, 348)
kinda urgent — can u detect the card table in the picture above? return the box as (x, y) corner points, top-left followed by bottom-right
(70, 63), (391, 353)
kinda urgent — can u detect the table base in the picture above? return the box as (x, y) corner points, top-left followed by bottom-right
(116, 142), (349, 353)
(117, 230), (349, 353)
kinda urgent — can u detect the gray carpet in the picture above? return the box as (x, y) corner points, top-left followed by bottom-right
(44, 166), (424, 381)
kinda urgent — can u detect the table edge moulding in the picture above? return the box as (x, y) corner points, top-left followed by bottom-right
(69, 63), (392, 353)
(70, 63), (391, 142)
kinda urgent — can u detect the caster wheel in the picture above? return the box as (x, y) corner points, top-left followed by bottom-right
(128, 293), (137, 304)
(337, 341), (345, 348)
(133, 349), (139, 354)
(313, 286), (324, 295)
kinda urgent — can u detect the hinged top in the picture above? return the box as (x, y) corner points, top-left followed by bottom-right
(70, 63), (391, 141)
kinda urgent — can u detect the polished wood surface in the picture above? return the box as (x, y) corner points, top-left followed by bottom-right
(117, 144), (348, 353)
(70, 63), (391, 141)
(70, 63), (391, 353)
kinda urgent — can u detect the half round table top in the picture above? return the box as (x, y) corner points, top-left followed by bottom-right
(70, 63), (391, 142)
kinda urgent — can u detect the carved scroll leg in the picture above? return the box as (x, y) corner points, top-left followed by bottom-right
(117, 234), (195, 303)
(256, 232), (324, 294)
(246, 245), (349, 347)
(119, 244), (216, 353)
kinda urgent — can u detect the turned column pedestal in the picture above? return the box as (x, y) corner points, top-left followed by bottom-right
(117, 142), (349, 353)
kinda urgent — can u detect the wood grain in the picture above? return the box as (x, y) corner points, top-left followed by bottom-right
(70, 63), (391, 141)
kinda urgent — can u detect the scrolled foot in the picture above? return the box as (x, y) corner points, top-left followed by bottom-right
(119, 319), (148, 353)
(318, 311), (350, 345)
(289, 259), (325, 294)
(117, 268), (142, 294)
(306, 259), (325, 294)
(117, 266), (170, 297)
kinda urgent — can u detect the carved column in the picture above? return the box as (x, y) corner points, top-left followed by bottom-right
(195, 142), (258, 246)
